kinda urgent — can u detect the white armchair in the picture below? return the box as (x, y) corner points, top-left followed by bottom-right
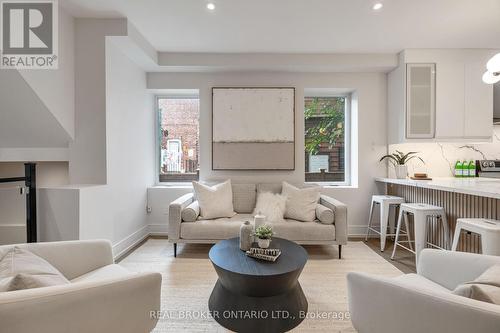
(0, 240), (162, 333)
(347, 249), (500, 333)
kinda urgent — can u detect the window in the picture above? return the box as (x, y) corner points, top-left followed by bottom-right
(157, 96), (200, 182)
(304, 95), (350, 184)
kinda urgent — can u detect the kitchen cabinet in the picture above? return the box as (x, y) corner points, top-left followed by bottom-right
(388, 49), (495, 144)
(406, 63), (435, 139)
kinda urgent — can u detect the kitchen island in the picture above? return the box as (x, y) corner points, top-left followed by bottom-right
(375, 177), (500, 253)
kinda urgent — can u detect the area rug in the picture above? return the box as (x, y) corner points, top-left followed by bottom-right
(119, 239), (402, 332)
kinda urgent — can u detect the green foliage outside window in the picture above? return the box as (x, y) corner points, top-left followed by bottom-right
(304, 97), (345, 155)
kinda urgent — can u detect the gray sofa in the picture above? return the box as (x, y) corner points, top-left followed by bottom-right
(168, 183), (348, 258)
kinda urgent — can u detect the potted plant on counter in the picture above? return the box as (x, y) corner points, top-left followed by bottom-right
(254, 225), (274, 249)
(380, 151), (424, 179)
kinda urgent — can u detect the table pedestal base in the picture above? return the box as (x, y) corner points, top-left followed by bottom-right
(208, 280), (308, 333)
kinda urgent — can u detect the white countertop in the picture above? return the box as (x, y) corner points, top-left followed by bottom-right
(375, 177), (500, 199)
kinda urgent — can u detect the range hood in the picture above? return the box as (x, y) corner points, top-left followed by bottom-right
(495, 82), (500, 124)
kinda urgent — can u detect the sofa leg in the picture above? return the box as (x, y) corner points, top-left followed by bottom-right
(338, 245), (342, 259)
(174, 243), (177, 257)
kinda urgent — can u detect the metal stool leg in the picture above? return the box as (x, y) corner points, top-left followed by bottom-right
(365, 199), (375, 241)
(391, 208), (404, 260)
(440, 213), (450, 250)
(380, 202), (390, 251)
(403, 211), (413, 251)
(413, 212), (428, 266)
(451, 221), (463, 251)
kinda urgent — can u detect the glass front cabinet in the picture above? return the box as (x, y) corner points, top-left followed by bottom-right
(405, 63), (436, 139)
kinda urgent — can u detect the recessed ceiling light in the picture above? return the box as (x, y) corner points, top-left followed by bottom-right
(207, 3), (215, 10)
(373, 3), (383, 10)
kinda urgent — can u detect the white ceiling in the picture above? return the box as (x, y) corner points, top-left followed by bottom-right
(61, 0), (500, 53)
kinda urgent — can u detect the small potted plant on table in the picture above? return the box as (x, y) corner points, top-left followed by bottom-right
(380, 151), (424, 179)
(254, 225), (274, 249)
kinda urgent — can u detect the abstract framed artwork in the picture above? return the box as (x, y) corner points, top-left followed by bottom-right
(212, 87), (295, 170)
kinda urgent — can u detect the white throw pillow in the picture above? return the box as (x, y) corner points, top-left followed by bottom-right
(254, 192), (287, 223)
(282, 181), (321, 222)
(0, 247), (69, 292)
(192, 180), (236, 219)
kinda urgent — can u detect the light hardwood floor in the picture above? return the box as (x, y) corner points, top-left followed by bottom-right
(119, 238), (404, 332)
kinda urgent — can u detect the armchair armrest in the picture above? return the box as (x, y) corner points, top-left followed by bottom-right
(417, 249), (500, 290)
(320, 195), (347, 245)
(13, 239), (113, 280)
(168, 193), (194, 242)
(347, 272), (500, 333)
(0, 272), (162, 333)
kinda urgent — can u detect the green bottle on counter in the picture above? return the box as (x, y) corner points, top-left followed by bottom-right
(454, 160), (463, 177)
(468, 160), (476, 177)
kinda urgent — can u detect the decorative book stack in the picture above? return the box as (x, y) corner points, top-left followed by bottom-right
(245, 248), (282, 262)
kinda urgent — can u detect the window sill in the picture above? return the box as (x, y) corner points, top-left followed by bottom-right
(321, 184), (358, 189)
(153, 182), (193, 189)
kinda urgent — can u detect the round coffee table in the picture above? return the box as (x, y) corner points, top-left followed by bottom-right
(208, 237), (308, 333)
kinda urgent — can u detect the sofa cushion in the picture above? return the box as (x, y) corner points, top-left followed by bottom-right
(181, 214), (336, 242)
(181, 214), (254, 240)
(393, 273), (450, 293)
(193, 180), (236, 219)
(272, 220), (335, 242)
(232, 184), (257, 213)
(257, 183), (282, 194)
(316, 204), (335, 224)
(181, 201), (200, 222)
(0, 247), (70, 292)
(71, 264), (131, 283)
(282, 182), (321, 222)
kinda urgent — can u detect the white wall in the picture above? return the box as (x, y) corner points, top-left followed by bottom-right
(19, 7), (75, 139)
(69, 18), (127, 184)
(36, 38), (155, 257)
(104, 40), (155, 250)
(147, 71), (388, 236)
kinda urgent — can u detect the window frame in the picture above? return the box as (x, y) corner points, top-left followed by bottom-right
(303, 92), (351, 186)
(155, 94), (200, 184)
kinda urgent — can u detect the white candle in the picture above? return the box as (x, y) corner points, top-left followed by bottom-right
(254, 211), (266, 229)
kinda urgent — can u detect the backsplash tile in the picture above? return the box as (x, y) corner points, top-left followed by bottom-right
(387, 126), (500, 177)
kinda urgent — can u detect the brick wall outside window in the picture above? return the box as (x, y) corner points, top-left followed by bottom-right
(158, 98), (199, 181)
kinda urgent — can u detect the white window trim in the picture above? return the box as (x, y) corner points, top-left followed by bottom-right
(155, 94), (200, 185)
(304, 92), (352, 186)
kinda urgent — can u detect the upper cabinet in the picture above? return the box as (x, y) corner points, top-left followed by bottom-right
(388, 50), (496, 144)
(406, 63), (436, 139)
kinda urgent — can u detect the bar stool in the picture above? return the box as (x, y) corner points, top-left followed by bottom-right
(391, 203), (450, 265)
(451, 218), (500, 255)
(365, 195), (405, 251)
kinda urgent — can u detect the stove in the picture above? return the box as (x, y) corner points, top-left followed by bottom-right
(477, 160), (500, 178)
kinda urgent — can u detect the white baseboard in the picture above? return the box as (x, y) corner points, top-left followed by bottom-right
(112, 226), (149, 260)
(348, 224), (370, 237)
(148, 224), (168, 236)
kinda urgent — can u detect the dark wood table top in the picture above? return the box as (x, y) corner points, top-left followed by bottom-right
(209, 237), (308, 277)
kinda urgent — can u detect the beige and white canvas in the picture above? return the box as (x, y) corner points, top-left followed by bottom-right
(212, 87), (295, 170)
